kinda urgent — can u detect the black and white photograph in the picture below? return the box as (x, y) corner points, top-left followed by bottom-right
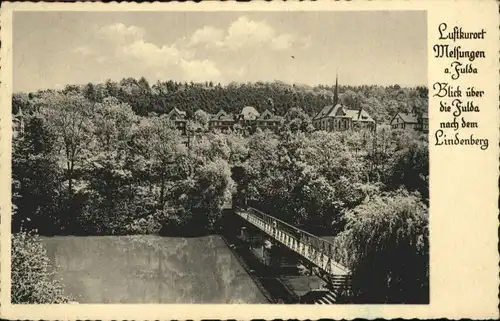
(10, 10), (430, 305)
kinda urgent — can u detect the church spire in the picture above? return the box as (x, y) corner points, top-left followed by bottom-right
(334, 72), (339, 106)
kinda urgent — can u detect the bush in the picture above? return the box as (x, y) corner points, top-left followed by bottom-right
(11, 230), (70, 303)
(125, 213), (163, 234)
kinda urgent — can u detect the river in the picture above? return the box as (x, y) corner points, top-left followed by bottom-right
(41, 235), (268, 304)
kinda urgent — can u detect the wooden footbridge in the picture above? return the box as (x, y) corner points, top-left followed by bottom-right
(234, 206), (352, 301)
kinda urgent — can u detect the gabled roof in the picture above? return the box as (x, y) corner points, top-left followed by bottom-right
(394, 113), (418, 124)
(212, 109), (227, 118)
(168, 107), (186, 118)
(345, 109), (375, 123)
(240, 106), (260, 120)
(15, 107), (24, 118)
(258, 109), (282, 122)
(313, 105), (335, 120)
(326, 104), (347, 117)
(194, 108), (211, 117)
(210, 109), (235, 122)
(259, 109), (273, 119)
(314, 103), (350, 120)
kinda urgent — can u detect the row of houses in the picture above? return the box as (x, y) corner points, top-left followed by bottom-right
(166, 106), (283, 135)
(166, 103), (428, 136)
(12, 103), (428, 142)
(309, 77), (428, 134)
(167, 77), (380, 135)
(11, 76), (427, 138)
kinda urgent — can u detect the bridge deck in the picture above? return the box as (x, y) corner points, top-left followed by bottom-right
(235, 207), (350, 277)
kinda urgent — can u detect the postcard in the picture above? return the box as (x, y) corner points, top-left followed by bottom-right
(0, 0), (498, 320)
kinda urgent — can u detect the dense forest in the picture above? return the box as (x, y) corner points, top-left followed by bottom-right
(12, 78), (429, 303)
(13, 78), (428, 123)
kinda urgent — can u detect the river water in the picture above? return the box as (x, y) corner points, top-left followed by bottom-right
(41, 235), (268, 304)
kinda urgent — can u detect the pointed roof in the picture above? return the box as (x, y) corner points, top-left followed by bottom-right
(393, 112), (418, 124)
(314, 103), (347, 120)
(313, 105), (335, 120)
(345, 109), (375, 123)
(212, 109), (227, 118)
(258, 109), (282, 122)
(333, 73), (339, 106)
(327, 104), (348, 117)
(168, 107), (186, 118)
(211, 109), (234, 122)
(259, 109), (273, 119)
(240, 106), (260, 120)
(15, 107), (24, 118)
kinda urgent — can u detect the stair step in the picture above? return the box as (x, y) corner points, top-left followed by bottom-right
(324, 293), (337, 301)
(317, 298), (330, 304)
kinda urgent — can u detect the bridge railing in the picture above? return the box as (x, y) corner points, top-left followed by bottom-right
(235, 206), (351, 277)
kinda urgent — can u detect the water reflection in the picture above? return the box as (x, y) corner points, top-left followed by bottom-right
(42, 235), (268, 304)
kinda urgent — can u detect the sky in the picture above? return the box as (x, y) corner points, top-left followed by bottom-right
(13, 11), (427, 92)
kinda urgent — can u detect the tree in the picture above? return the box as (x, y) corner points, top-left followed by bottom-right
(190, 132), (231, 164)
(335, 190), (429, 303)
(173, 158), (234, 232)
(283, 107), (312, 132)
(13, 79), (429, 240)
(12, 147), (64, 234)
(193, 109), (211, 131)
(138, 115), (189, 210)
(79, 98), (141, 234)
(12, 92), (30, 115)
(92, 97), (137, 152)
(388, 135), (429, 201)
(340, 89), (360, 107)
(40, 93), (95, 197)
(83, 82), (102, 103)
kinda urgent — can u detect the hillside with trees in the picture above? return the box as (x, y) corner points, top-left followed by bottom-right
(13, 78), (428, 123)
(12, 79), (429, 303)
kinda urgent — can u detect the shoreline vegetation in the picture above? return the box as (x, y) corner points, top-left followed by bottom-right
(12, 78), (429, 304)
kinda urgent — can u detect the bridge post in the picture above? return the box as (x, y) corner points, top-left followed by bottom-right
(308, 262), (314, 276)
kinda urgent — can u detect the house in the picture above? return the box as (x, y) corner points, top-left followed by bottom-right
(12, 107), (25, 138)
(313, 103), (376, 132)
(238, 106), (260, 126)
(416, 112), (429, 132)
(313, 103), (353, 131)
(256, 109), (283, 131)
(312, 75), (376, 132)
(166, 107), (187, 135)
(233, 106), (261, 132)
(346, 109), (377, 132)
(209, 109), (236, 131)
(390, 113), (422, 131)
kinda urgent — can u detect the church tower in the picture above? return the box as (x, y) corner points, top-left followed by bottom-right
(333, 73), (339, 106)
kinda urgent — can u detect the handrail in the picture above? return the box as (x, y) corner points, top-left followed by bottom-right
(248, 207), (338, 247)
(235, 206), (350, 274)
